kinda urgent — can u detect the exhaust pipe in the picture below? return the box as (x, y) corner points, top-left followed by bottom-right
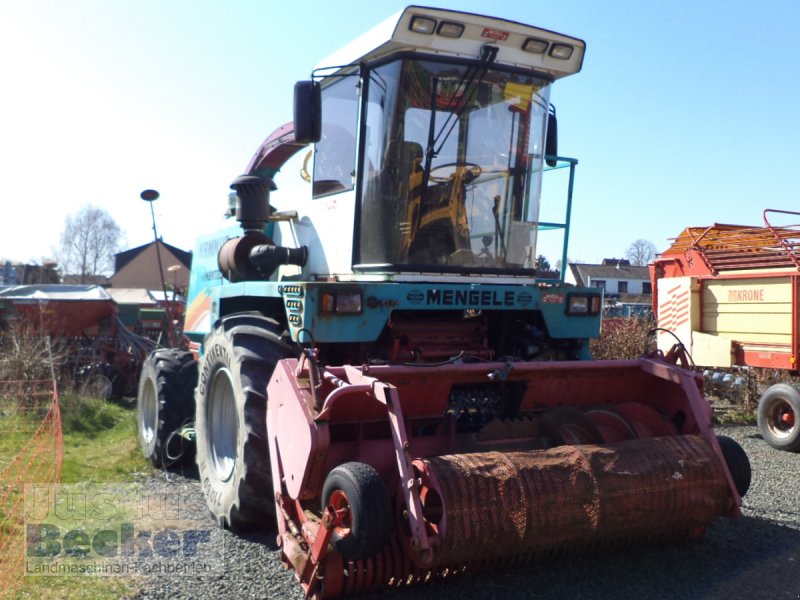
(218, 175), (308, 282)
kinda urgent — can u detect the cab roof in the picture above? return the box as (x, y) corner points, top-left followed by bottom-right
(315, 5), (585, 80)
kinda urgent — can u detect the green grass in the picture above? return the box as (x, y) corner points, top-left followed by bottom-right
(13, 396), (153, 599)
(59, 396), (150, 484)
(0, 415), (41, 472)
(15, 576), (140, 600)
(0, 396), (49, 472)
(713, 407), (758, 426)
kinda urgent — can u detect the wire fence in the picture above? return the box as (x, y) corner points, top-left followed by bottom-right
(0, 379), (63, 598)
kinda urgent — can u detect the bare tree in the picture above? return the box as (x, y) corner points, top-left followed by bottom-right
(625, 239), (657, 267)
(59, 205), (124, 282)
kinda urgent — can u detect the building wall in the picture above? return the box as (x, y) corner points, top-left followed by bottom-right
(110, 242), (190, 290)
(566, 262), (651, 295)
(585, 276), (650, 295)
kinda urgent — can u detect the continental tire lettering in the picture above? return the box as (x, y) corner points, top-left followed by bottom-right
(202, 477), (222, 509)
(425, 289), (515, 307)
(197, 344), (230, 395)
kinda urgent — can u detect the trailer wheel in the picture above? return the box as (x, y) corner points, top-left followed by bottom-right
(716, 435), (751, 497)
(195, 314), (294, 530)
(78, 362), (118, 399)
(137, 349), (198, 468)
(757, 383), (800, 452)
(322, 462), (391, 561)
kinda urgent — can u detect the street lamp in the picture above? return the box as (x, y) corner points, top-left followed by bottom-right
(141, 189), (176, 347)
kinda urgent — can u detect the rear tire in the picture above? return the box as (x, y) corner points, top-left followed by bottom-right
(137, 349), (198, 467)
(757, 383), (800, 452)
(195, 314), (294, 530)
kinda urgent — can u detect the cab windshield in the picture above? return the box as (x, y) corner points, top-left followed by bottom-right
(356, 57), (551, 273)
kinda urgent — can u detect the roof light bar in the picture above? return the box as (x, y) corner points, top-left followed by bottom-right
(522, 37), (549, 54)
(549, 43), (574, 60)
(409, 15), (436, 35)
(437, 21), (464, 38)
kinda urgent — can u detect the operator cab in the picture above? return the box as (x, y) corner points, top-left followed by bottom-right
(294, 7), (584, 279)
(355, 51), (552, 273)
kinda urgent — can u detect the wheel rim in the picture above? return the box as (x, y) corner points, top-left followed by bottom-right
(140, 377), (157, 446)
(766, 398), (797, 440)
(328, 490), (353, 538)
(207, 367), (239, 482)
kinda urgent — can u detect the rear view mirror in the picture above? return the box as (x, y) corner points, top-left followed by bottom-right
(294, 80), (321, 144)
(545, 105), (558, 167)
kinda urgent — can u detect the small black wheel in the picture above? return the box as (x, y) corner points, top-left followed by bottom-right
(77, 362), (115, 399)
(321, 462), (390, 561)
(716, 435), (751, 497)
(757, 383), (800, 452)
(137, 349), (198, 467)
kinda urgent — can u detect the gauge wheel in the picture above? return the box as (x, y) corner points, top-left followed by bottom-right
(321, 462), (391, 560)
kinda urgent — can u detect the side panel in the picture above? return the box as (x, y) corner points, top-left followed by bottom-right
(704, 276), (796, 369)
(704, 278), (792, 345)
(184, 224), (241, 341)
(655, 276), (696, 354)
(270, 148), (358, 279)
(657, 273), (798, 369)
(284, 191), (357, 277)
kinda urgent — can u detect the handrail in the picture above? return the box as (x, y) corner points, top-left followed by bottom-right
(664, 208), (800, 273)
(763, 209), (800, 271)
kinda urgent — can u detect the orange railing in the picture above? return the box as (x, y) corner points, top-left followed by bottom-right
(0, 379), (63, 597)
(662, 210), (800, 274)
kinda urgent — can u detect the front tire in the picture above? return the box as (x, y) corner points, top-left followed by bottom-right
(137, 349), (198, 467)
(195, 314), (293, 530)
(757, 383), (800, 452)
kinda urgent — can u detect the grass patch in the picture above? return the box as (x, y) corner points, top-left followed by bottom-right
(13, 397), (152, 599)
(15, 576), (140, 600)
(0, 414), (41, 472)
(713, 406), (758, 426)
(59, 394), (121, 437)
(60, 396), (150, 484)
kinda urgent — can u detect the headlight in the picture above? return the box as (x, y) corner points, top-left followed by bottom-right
(566, 293), (601, 316)
(320, 289), (363, 314)
(549, 44), (575, 60)
(409, 16), (436, 35)
(437, 21), (464, 38)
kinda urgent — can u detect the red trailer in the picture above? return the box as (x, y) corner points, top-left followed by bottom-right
(0, 284), (155, 396)
(0, 285), (116, 336)
(650, 209), (800, 451)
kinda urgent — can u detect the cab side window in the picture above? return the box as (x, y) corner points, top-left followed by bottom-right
(313, 76), (359, 197)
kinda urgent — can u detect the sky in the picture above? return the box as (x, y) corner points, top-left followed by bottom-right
(1, 0), (799, 268)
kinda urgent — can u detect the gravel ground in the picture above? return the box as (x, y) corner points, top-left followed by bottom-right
(130, 425), (800, 600)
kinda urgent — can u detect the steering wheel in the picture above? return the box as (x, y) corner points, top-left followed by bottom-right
(429, 162), (482, 183)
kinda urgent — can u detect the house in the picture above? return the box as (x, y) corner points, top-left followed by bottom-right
(61, 273), (110, 286)
(2, 261), (61, 285)
(566, 258), (652, 302)
(109, 240), (191, 292)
